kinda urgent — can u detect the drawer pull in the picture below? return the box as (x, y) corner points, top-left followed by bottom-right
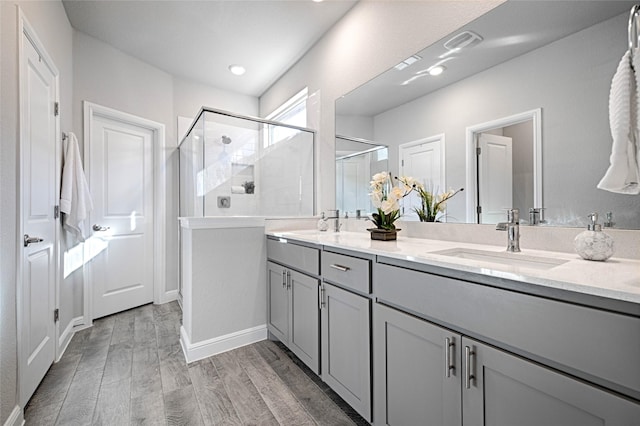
(445, 337), (455, 377)
(465, 345), (476, 389)
(330, 264), (350, 272)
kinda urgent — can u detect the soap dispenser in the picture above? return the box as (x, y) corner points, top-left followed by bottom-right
(317, 212), (329, 232)
(573, 212), (614, 261)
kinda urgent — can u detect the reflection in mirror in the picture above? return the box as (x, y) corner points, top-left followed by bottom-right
(335, 1), (640, 229)
(336, 136), (388, 217)
(467, 109), (541, 225)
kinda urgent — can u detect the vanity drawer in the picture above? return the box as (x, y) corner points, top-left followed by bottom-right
(322, 251), (371, 294)
(267, 237), (319, 276)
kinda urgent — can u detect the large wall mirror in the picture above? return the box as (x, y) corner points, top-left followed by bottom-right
(336, 1), (640, 229)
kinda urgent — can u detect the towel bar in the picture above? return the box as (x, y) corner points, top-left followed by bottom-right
(628, 4), (640, 61)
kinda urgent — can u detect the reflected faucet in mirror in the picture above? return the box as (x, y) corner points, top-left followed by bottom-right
(326, 209), (342, 232)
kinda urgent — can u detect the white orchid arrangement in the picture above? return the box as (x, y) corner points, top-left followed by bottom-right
(369, 172), (417, 230)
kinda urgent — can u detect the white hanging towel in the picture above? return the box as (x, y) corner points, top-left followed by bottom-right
(597, 49), (640, 194)
(60, 132), (94, 242)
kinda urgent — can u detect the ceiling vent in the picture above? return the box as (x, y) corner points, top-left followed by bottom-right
(444, 31), (483, 51)
(394, 54), (422, 71)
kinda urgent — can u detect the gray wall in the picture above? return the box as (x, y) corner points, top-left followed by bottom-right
(189, 226), (266, 343)
(1, 1), (73, 422)
(373, 12), (640, 228)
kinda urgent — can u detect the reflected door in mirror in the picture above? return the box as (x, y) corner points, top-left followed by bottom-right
(478, 133), (513, 224)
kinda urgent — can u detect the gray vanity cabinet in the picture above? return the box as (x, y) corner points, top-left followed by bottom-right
(374, 260), (640, 425)
(266, 260), (289, 344)
(266, 238), (320, 373)
(463, 337), (640, 425)
(373, 303), (640, 426)
(373, 303), (462, 426)
(321, 282), (371, 422)
(320, 249), (373, 422)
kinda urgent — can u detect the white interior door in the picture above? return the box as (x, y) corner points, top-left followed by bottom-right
(20, 30), (58, 405)
(88, 112), (155, 319)
(478, 133), (513, 224)
(399, 137), (444, 220)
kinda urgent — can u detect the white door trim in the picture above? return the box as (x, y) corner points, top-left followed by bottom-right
(17, 8), (62, 406)
(465, 109), (542, 223)
(82, 102), (167, 327)
(398, 134), (446, 186)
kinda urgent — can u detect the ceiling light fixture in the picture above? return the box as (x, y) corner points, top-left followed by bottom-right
(416, 58), (452, 76)
(228, 64), (246, 76)
(428, 65), (445, 76)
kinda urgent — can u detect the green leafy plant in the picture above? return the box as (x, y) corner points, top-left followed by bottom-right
(413, 184), (464, 222)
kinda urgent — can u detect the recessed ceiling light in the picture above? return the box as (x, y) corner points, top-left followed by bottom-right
(228, 64), (246, 76)
(312, 0), (324, 2)
(428, 65), (445, 76)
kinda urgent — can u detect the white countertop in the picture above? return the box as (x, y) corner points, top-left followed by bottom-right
(268, 230), (640, 305)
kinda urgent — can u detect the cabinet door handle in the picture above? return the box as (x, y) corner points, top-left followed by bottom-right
(319, 285), (326, 309)
(282, 270), (287, 288)
(330, 264), (350, 272)
(465, 345), (476, 389)
(286, 270), (291, 289)
(445, 337), (455, 377)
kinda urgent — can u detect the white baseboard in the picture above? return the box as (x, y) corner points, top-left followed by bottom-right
(72, 315), (92, 331)
(161, 289), (178, 304)
(180, 324), (267, 363)
(56, 316), (87, 362)
(57, 316), (78, 360)
(3, 405), (24, 426)
(176, 292), (183, 310)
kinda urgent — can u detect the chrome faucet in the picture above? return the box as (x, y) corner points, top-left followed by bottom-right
(326, 209), (341, 232)
(496, 208), (521, 252)
(528, 207), (545, 225)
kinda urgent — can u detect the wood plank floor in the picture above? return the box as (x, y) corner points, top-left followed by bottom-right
(24, 302), (368, 425)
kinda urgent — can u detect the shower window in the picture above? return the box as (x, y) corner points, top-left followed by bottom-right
(265, 87), (308, 147)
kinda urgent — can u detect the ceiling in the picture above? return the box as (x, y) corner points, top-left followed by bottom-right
(62, 0), (358, 97)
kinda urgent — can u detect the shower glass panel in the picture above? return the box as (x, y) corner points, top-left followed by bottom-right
(179, 108), (315, 217)
(335, 136), (388, 216)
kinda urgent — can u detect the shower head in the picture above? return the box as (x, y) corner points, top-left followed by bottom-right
(221, 135), (232, 145)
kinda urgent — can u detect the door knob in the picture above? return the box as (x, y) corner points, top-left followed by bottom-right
(24, 234), (44, 247)
(92, 224), (110, 232)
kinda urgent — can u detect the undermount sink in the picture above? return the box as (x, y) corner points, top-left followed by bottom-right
(432, 248), (568, 271)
